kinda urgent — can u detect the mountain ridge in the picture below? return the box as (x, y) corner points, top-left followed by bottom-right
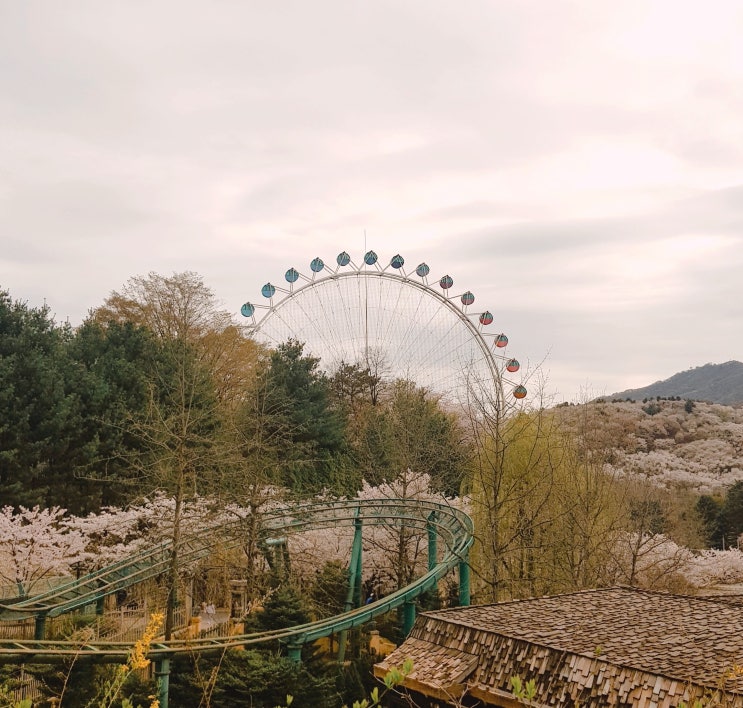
(608, 361), (743, 405)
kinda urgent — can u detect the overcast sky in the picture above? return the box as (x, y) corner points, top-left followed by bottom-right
(2, 1), (742, 402)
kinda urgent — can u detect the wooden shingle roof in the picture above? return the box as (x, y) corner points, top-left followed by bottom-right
(376, 587), (743, 707)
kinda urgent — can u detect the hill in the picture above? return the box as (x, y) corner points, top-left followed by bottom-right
(609, 361), (743, 405)
(553, 399), (743, 493)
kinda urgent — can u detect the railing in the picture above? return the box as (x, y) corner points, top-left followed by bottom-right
(199, 617), (236, 640)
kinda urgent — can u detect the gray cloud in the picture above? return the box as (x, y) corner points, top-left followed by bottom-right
(447, 186), (743, 261)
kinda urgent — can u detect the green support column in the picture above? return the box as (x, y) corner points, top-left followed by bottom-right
(96, 594), (105, 615)
(352, 516), (363, 609)
(34, 613), (47, 640)
(287, 642), (303, 663)
(402, 600), (416, 635)
(155, 656), (171, 708)
(427, 512), (438, 572)
(458, 555), (471, 607)
(338, 509), (363, 663)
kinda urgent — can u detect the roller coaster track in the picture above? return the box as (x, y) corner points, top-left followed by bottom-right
(0, 499), (473, 662)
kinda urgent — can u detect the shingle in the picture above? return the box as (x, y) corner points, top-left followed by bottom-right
(377, 587), (743, 707)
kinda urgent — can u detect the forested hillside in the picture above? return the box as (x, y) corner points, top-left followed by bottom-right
(609, 361), (743, 404)
(554, 398), (743, 494)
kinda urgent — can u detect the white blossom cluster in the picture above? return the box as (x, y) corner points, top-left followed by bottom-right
(0, 505), (89, 598)
(0, 476), (463, 602)
(558, 400), (743, 493)
(0, 493), (225, 598)
(608, 532), (743, 589)
(290, 473), (464, 595)
(6, 465), (743, 603)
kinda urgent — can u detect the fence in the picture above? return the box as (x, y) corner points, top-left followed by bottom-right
(0, 602), (192, 643)
(0, 619), (33, 640)
(5, 667), (45, 705)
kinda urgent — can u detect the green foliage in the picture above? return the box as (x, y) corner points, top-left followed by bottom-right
(274, 658), (413, 708)
(469, 408), (570, 600)
(721, 481), (743, 544)
(170, 650), (339, 708)
(330, 362), (382, 409)
(357, 379), (471, 497)
(67, 319), (161, 508)
(335, 655), (380, 708)
(381, 657), (413, 690)
(13, 614), (160, 708)
(469, 401), (658, 599)
(0, 694), (32, 708)
(260, 584), (312, 630)
(144, 337), (223, 496)
(15, 663), (150, 708)
(257, 340), (357, 496)
(0, 666), (36, 708)
(243, 584), (313, 634)
(511, 675), (538, 703)
(629, 499), (667, 535)
(16, 653), (155, 707)
(0, 290), (79, 509)
(310, 560), (349, 618)
(696, 494), (724, 548)
(696, 483), (743, 549)
(0, 281), (232, 514)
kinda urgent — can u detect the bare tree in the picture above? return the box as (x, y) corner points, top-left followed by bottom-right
(92, 271), (255, 637)
(465, 382), (565, 601)
(465, 381), (651, 600)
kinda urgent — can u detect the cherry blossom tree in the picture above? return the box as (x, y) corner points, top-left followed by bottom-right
(285, 475), (458, 600)
(0, 506), (89, 598)
(70, 493), (220, 571)
(684, 547), (743, 587)
(559, 400), (743, 494)
(609, 532), (693, 589)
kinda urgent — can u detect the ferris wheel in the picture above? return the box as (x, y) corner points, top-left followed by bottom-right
(240, 250), (527, 404)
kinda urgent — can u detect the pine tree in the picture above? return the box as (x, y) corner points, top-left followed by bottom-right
(257, 340), (355, 495)
(0, 290), (79, 509)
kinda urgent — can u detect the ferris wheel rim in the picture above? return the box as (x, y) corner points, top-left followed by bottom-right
(240, 251), (526, 399)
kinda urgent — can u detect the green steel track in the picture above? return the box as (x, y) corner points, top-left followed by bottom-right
(0, 499), (473, 662)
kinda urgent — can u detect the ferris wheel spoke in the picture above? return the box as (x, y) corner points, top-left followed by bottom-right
(390, 285), (439, 372)
(269, 284), (346, 367)
(331, 278), (360, 367)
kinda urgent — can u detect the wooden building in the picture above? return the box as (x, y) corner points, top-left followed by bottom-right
(374, 587), (743, 707)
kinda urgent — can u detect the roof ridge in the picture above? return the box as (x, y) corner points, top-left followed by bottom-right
(423, 585), (687, 619)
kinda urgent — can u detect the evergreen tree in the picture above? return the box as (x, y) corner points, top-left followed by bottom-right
(0, 290), (80, 509)
(66, 319), (160, 509)
(91, 272), (235, 638)
(309, 560), (349, 618)
(250, 584), (312, 631)
(358, 379), (471, 497)
(696, 494), (724, 548)
(258, 340), (355, 495)
(170, 649), (340, 708)
(721, 481), (743, 548)
(330, 360), (383, 410)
